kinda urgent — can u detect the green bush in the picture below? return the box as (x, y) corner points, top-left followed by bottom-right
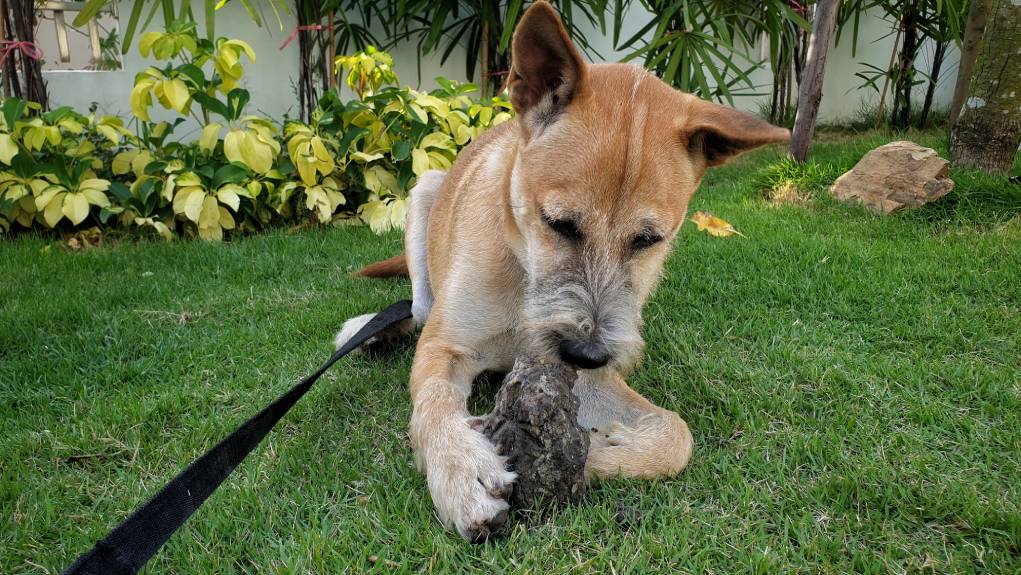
(0, 24), (512, 240)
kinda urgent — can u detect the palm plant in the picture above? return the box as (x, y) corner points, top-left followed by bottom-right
(846, 0), (966, 128)
(615, 0), (811, 107)
(745, 1), (811, 125)
(616, 0), (759, 104)
(383, 0), (610, 97)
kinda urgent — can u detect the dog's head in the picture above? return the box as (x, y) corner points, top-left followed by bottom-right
(505, 2), (789, 372)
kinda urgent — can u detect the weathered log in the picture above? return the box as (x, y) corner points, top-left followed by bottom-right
(482, 357), (588, 509)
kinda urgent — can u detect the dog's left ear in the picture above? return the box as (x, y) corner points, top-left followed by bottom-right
(682, 99), (791, 167)
(506, 1), (588, 133)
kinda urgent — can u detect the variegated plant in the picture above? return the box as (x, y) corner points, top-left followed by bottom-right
(0, 38), (513, 240)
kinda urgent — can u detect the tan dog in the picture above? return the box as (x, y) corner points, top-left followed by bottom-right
(335, 1), (789, 542)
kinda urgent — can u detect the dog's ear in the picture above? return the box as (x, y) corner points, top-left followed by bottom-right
(506, 1), (587, 132)
(682, 99), (790, 167)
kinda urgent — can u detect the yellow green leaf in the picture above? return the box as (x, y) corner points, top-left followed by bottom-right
(198, 195), (220, 230)
(420, 132), (454, 151)
(35, 187), (62, 211)
(454, 124), (472, 146)
(96, 125), (120, 144)
(42, 191), (66, 227)
(411, 148), (429, 177)
(492, 112), (513, 126)
(216, 186), (241, 211)
(363, 165), (396, 194)
(199, 123), (222, 152)
(359, 199), (395, 234)
(62, 192), (91, 225)
(78, 178), (110, 193)
(0, 133), (18, 164)
(134, 217), (173, 241)
(138, 31), (163, 57)
(388, 197), (408, 230)
(173, 188), (206, 222)
(305, 187), (331, 222)
(161, 78), (191, 113)
(130, 78), (157, 121)
(224, 39), (256, 63)
(311, 136), (333, 165)
(223, 130), (245, 166)
(218, 207), (236, 230)
(240, 132), (274, 174)
(80, 189), (110, 207)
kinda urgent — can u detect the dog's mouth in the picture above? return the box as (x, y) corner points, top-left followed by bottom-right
(520, 322), (643, 373)
(557, 338), (611, 369)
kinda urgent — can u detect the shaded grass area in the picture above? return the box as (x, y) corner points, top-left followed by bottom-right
(2, 130), (1020, 573)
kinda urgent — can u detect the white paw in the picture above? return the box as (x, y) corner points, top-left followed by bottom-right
(333, 313), (377, 353)
(334, 313), (416, 354)
(424, 422), (516, 542)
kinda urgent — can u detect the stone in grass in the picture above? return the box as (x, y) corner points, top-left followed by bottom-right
(829, 141), (955, 214)
(481, 357), (588, 510)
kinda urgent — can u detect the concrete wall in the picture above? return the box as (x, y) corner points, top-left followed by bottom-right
(42, 2), (958, 128)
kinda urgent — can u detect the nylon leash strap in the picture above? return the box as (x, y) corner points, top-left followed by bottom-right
(62, 300), (412, 575)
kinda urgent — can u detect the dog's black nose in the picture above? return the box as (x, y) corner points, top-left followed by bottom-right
(558, 339), (610, 369)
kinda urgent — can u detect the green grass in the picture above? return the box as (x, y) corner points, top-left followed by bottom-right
(3, 130), (1020, 574)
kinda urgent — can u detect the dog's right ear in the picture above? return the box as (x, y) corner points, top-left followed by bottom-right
(506, 1), (587, 134)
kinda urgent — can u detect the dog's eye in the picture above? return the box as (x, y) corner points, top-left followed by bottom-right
(546, 216), (583, 242)
(631, 232), (663, 251)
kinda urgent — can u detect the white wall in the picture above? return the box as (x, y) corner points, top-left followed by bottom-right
(43, 2), (958, 127)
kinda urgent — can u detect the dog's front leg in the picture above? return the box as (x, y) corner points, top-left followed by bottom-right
(575, 368), (694, 479)
(409, 336), (515, 542)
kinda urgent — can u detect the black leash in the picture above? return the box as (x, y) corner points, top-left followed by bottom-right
(63, 300), (412, 575)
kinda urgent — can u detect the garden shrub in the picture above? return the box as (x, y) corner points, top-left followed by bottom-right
(0, 24), (513, 240)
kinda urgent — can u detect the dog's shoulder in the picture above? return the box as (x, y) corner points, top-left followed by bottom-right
(453, 120), (517, 172)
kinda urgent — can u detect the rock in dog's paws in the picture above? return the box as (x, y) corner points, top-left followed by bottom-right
(425, 424), (516, 543)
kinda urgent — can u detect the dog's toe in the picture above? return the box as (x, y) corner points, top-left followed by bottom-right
(478, 469), (514, 500)
(461, 506), (510, 544)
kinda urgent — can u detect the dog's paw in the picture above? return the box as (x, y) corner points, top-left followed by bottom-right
(334, 313), (377, 353)
(425, 424), (516, 543)
(334, 313), (415, 356)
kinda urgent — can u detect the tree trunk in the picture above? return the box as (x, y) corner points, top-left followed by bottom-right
(950, 0), (1021, 173)
(790, 0), (839, 163)
(892, 0), (920, 129)
(948, 0), (992, 129)
(875, 21), (903, 128)
(295, 0), (321, 123)
(480, 20), (490, 98)
(1, 0), (20, 99)
(4, 0), (47, 108)
(917, 40), (946, 129)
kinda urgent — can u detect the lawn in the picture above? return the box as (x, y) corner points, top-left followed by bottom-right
(2, 129), (1020, 574)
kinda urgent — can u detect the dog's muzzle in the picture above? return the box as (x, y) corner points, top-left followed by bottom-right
(558, 339), (611, 369)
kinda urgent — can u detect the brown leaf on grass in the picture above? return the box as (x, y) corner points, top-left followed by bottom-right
(691, 211), (744, 237)
(63, 227), (103, 251)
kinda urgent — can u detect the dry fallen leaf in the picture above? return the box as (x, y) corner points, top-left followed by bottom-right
(63, 227), (103, 251)
(691, 211), (744, 237)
